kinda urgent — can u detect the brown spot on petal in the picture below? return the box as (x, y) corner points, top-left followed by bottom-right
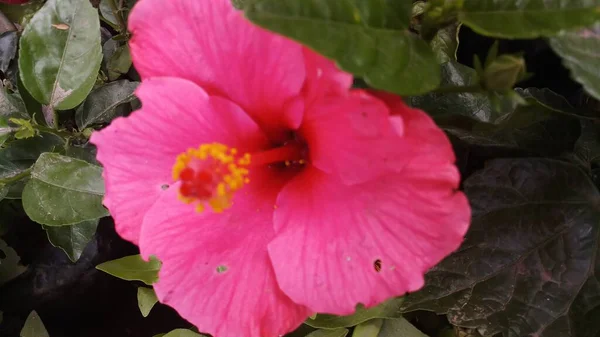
(374, 259), (382, 272)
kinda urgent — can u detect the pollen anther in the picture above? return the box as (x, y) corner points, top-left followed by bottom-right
(172, 143), (251, 213)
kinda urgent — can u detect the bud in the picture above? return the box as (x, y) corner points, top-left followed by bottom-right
(483, 54), (527, 92)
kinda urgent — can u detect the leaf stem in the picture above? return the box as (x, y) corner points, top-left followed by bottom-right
(108, 0), (127, 33)
(0, 167), (32, 184)
(33, 124), (72, 139)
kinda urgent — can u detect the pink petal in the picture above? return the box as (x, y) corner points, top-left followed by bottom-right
(91, 77), (266, 243)
(128, 0), (306, 134)
(270, 165), (470, 314)
(301, 48), (353, 108)
(301, 90), (403, 185)
(139, 169), (310, 337)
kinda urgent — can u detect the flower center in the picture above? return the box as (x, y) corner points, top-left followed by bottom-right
(172, 142), (305, 213)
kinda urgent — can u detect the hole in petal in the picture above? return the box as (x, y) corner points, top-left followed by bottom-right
(216, 265), (228, 274)
(161, 184), (170, 190)
(374, 259), (382, 272)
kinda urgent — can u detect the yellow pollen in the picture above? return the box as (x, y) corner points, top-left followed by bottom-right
(172, 143), (251, 213)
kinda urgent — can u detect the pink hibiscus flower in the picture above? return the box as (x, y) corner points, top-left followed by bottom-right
(91, 0), (471, 336)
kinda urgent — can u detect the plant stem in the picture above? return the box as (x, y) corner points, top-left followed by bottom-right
(109, 0), (127, 33)
(34, 124), (72, 139)
(431, 84), (483, 94)
(0, 167), (32, 184)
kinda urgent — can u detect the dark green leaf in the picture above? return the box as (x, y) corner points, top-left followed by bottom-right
(137, 287), (159, 317)
(96, 254), (161, 285)
(75, 80), (138, 129)
(0, 185), (7, 201)
(65, 144), (99, 165)
(458, 1), (600, 39)
(99, 0), (118, 27)
(245, 0), (440, 95)
(401, 158), (600, 337)
(0, 117), (10, 147)
(0, 31), (17, 75)
(43, 219), (98, 262)
(377, 318), (428, 337)
(550, 23), (600, 101)
(19, 0), (102, 110)
(16, 74), (44, 125)
(307, 329), (349, 337)
(0, 87), (27, 119)
(22, 153), (108, 226)
(0, 2), (44, 27)
(431, 23), (460, 63)
(306, 297), (404, 329)
(107, 44), (132, 81)
(0, 238), (27, 286)
(575, 120), (600, 168)
(20, 311), (49, 337)
(0, 133), (64, 183)
(352, 319), (383, 337)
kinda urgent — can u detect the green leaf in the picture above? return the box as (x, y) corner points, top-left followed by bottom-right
(575, 120), (600, 168)
(377, 318), (428, 337)
(99, 0), (118, 27)
(75, 80), (138, 129)
(550, 23), (600, 101)
(163, 329), (205, 337)
(0, 88), (27, 119)
(245, 0), (440, 95)
(306, 329), (349, 337)
(0, 238), (27, 286)
(400, 159), (600, 337)
(458, 1), (600, 39)
(352, 319), (383, 337)
(17, 74), (44, 125)
(22, 153), (108, 226)
(107, 44), (132, 81)
(96, 254), (161, 285)
(0, 133), (64, 183)
(306, 297), (404, 329)
(137, 287), (159, 317)
(20, 311), (49, 337)
(18, 0), (102, 110)
(0, 118), (10, 147)
(43, 219), (98, 262)
(431, 23), (460, 63)
(0, 1), (44, 27)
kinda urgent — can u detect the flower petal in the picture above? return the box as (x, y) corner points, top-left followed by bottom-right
(128, 0), (306, 133)
(139, 169), (310, 337)
(91, 77), (266, 243)
(270, 165), (470, 314)
(301, 90), (403, 185)
(301, 48), (353, 107)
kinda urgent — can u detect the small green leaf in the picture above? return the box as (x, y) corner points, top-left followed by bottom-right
(352, 319), (383, 337)
(107, 44), (132, 81)
(162, 329), (205, 337)
(75, 80), (139, 129)
(96, 254), (161, 285)
(8, 118), (36, 140)
(307, 329), (349, 337)
(99, 0), (118, 27)
(137, 287), (159, 317)
(19, 0), (102, 110)
(0, 238), (27, 286)
(245, 0), (440, 95)
(377, 318), (428, 337)
(20, 311), (49, 337)
(458, 1), (600, 39)
(550, 23), (600, 101)
(22, 153), (108, 226)
(306, 297), (404, 329)
(44, 219), (99, 262)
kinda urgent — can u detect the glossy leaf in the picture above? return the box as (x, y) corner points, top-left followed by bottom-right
(550, 23), (600, 100)
(377, 318), (428, 337)
(18, 0), (102, 110)
(20, 311), (49, 337)
(43, 219), (99, 262)
(22, 153), (108, 226)
(306, 297), (404, 329)
(458, 1), (600, 39)
(0, 88), (27, 119)
(107, 44), (132, 81)
(75, 80), (138, 129)
(0, 133), (63, 183)
(0, 118), (9, 147)
(0, 238), (27, 286)
(401, 159), (600, 337)
(306, 329), (349, 337)
(245, 0), (440, 95)
(96, 254), (161, 285)
(137, 287), (159, 317)
(431, 23), (460, 63)
(99, 0), (118, 27)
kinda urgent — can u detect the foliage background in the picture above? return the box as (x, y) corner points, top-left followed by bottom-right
(0, 0), (599, 337)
